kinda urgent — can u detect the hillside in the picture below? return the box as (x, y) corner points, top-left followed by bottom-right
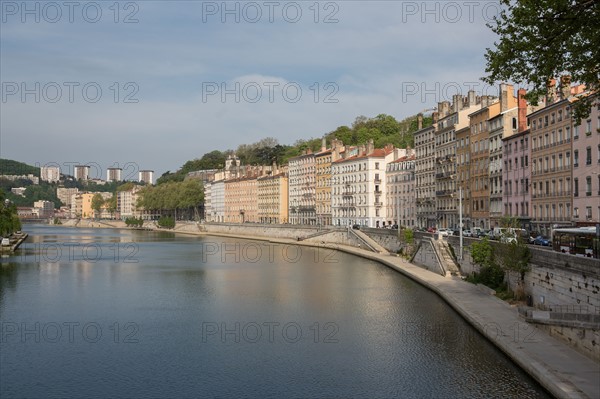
(158, 112), (432, 184)
(0, 158), (40, 176)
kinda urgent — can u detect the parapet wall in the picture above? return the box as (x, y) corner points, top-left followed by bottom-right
(447, 236), (600, 308)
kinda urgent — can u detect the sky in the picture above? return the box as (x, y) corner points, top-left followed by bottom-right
(1, 0), (504, 179)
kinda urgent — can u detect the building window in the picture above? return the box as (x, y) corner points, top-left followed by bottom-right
(375, 162), (379, 170)
(574, 125), (579, 139)
(574, 150), (579, 167)
(574, 178), (579, 197)
(586, 176), (592, 196)
(586, 207), (592, 220)
(586, 146), (592, 165)
(574, 207), (579, 218)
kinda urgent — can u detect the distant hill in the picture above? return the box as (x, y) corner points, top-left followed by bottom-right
(0, 159), (40, 176)
(157, 112), (432, 185)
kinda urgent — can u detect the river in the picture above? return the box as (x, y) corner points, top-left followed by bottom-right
(0, 225), (550, 398)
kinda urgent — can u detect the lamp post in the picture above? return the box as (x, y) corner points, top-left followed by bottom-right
(459, 186), (463, 260)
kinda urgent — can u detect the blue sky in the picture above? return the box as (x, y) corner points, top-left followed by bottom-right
(1, 1), (502, 179)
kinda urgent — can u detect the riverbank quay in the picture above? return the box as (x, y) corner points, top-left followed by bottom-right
(52, 221), (599, 398)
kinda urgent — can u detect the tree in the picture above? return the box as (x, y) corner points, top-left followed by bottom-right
(91, 193), (104, 218)
(470, 237), (495, 268)
(0, 190), (21, 236)
(484, 0), (599, 123)
(496, 240), (531, 297)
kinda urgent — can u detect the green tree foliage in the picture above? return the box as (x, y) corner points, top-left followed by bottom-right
(0, 190), (22, 236)
(125, 217), (144, 227)
(470, 237), (495, 268)
(0, 159), (40, 176)
(484, 0), (599, 123)
(91, 193), (104, 215)
(157, 216), (175, 229)
(138, 179), (204, 220)
(497, 240), (532, 290)
(469, 237), (505, 289)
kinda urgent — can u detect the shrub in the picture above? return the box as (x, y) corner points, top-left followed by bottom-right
(157, 216), (175, 229)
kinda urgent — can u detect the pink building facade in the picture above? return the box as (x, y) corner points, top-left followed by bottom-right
(572, 102), (600, 225)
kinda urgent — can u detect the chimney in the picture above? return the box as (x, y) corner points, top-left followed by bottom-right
(321, 137), (327, 152)
(500, 83), (513, 112)
(367, 139), (374, 154)
(560, 75), (571, 100)
(432, 112), (439, 124)
(481, 96), (489, 108)
(468, 90), (476, 106)
(517, 88), (528, 133)
(452, 94), (463, 113)
(417, 113), (423, 130)
(546, 78), (557, 104)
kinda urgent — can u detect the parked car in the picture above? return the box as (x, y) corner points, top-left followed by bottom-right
(533, 236), (550, 246)
(438, 229), (450, 237)
(462, 230), (473, 237)
(1, 238), (10, 246)
(352, 224), (361, 230)
(427, 227), (436, 233)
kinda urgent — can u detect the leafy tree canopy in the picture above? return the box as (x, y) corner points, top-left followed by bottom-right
(484, 0), (599, 122)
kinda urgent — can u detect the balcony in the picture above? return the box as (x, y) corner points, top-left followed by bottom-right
(374, 189), (382, 195)
(374, 178), (382, 184)
(435, 190), (454, 197)
(435, 172), (455, 179)
(374, 202), (383, 207)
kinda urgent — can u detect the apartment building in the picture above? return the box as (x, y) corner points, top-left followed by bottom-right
(435, 93), (481, 229)
(503, 129), (531, 229)
(572, 100), (600, 225)
(288, 151), (316, 225)
(386, 150), (416, 227)
(488, 84), (522, 227)
(57, 187), (79, 207)
(315, 139), (345, 226)
(138, 170), (154, 184)
(117, 186), (142, 219)
(107, 167), (122, 182)
(224, 177), (258, 223)
(74, 165), (90, 180)
(204, 181), (213, 221)
(211, 180), (225, 222)
(40, 166), (60, 183)
(469, 97), (500, 229)
(257, 171), (289, 224)
(456, 125), (471, 229)
(33, 200), (55, 218)
(331, 141), (395, 228)
(414, 117), (437, 229)
(529, 78), (577, 235)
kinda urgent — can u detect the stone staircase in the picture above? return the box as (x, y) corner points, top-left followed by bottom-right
(433, 238), (460, 275)
(349, 229), (389, 254)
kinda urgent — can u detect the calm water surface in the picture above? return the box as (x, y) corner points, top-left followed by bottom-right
(0, 225), (550, 398)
